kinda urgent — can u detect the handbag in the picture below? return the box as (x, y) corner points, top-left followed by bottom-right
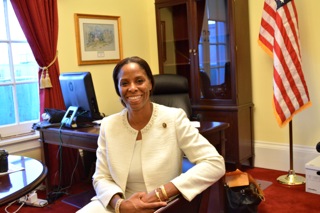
(225, 169), (265, 213)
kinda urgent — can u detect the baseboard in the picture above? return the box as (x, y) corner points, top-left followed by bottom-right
(254, 141), (319, 174)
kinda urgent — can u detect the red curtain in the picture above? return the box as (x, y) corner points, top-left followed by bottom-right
(11, 0), (84, 187)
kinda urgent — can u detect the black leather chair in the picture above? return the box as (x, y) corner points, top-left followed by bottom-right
(151, 74), (192, 119)
(152, 73), (196, 173)
(199, 62), (231, 99)
(151, 74), (224, 213)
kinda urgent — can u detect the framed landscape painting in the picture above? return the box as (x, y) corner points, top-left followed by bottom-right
(74, 14), (123, 65)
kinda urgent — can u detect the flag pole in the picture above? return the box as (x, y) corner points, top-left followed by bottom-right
(277, 120), (305, 185)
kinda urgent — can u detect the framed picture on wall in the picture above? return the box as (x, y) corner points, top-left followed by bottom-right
(74, 13), (123, 65)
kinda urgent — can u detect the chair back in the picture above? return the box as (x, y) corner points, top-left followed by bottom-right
(199, 62), (231, 99)
(151, 74), (192, 119)
(151, 74), (224, 213)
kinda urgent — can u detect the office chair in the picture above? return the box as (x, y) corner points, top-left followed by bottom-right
(151, 74), (192, 119)
(200, 62), (231, 99)
(151, 74), (223, 213)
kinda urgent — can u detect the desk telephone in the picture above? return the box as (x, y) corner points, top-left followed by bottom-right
(61, 106), (79, 128)
(61, 106), (96, 128)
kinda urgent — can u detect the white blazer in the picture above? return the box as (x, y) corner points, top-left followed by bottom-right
(93, 103), (225, 208)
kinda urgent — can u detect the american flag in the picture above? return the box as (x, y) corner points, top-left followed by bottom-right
(258, 0), (311, 127)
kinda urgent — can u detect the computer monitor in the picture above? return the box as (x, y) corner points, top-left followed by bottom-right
(59, 72), (102, 123)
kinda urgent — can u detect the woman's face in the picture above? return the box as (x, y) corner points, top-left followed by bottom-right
(117, 62), (152, 111)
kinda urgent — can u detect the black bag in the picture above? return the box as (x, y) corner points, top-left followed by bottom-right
(225, 182), (264, 213)
(44, 108), (66, 123)
(224, 169), (265, 213)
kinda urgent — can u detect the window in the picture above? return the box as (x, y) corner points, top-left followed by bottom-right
(0, 0), (39, 139)
(198, 20), (229, 86)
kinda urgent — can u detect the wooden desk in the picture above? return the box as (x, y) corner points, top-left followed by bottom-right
(0, 155), (48, 206)
(39, 121), (229, 213)
(39, 121), (228, 156)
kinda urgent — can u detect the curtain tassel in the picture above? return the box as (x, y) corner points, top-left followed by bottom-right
(39, 51), (58, 89)
(40, 68), (52, 89)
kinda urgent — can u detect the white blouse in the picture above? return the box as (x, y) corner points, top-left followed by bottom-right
(125, 140), (147, 198)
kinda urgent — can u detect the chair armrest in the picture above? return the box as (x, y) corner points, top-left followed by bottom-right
(155, 193), (202, 213)
(155, 178), (225, 213)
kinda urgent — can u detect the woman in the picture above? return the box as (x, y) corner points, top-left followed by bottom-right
(78, 56), (225, 212)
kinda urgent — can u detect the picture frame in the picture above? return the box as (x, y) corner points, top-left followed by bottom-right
(74, 13), (123, 65)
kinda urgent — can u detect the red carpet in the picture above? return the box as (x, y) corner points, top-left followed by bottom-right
(1, 167), (319, 212)
(243, 167), (320, 213)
